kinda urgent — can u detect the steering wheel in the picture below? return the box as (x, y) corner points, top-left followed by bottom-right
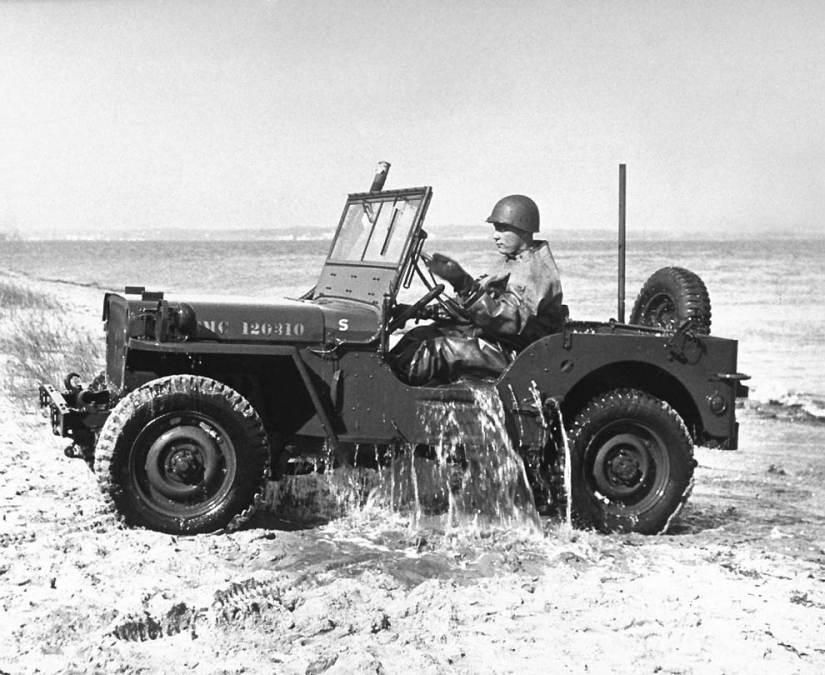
(386, 283), (446, 334)
(414, 260), (471, 323)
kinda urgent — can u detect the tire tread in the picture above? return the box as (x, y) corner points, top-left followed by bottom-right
(567, 388), (695, 534)
(630, 266), (712, 335)
(94, 375), (270, 534)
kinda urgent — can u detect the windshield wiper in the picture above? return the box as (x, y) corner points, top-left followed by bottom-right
(359, 200), (383, 259)
(380, 207), (400, 256)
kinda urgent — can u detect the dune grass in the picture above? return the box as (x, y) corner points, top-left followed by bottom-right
(0, 279), (61, 311)
(0, 279), (104, 410)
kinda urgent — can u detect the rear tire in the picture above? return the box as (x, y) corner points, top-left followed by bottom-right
(95, 375), (270, 535)
(567, 389), (695, 534)
(630, 267), (711, 335)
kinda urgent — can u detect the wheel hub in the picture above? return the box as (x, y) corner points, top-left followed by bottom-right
(169, 447), (201, 480)
(644, 293), (676, 328)
(609, 451), (642, 485)
(145, 424), (224, 500)
(592, 433), (652, 500)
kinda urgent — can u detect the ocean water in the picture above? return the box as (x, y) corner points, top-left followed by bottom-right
(2, 236), (824, 411)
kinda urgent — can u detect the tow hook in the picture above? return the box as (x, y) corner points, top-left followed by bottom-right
(64, 443), (84, 459)
(63, 442), (95, 464)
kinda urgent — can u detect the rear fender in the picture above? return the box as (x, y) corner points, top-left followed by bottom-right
(560, 362), (702, 439)
(499, 331), (741, 450)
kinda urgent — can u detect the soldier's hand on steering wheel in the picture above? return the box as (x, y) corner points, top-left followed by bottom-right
(422, 252), (473, 293)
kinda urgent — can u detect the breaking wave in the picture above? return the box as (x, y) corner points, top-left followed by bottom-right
(747, 384), (825, 423)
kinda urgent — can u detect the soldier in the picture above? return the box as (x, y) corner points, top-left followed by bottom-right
(391, 194), (564, 385)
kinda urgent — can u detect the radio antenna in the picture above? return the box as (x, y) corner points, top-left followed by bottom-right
(618, 164), (627, 323)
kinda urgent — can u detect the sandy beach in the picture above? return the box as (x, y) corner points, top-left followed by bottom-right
(1, 272), (824, 675)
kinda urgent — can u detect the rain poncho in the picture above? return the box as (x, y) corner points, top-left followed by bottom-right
(391, 241), (563, 385)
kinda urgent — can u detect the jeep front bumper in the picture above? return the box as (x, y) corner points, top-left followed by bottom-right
(38, 383), (111, 455)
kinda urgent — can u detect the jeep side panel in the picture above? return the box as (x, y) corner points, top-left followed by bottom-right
(500, 328), (741, 449)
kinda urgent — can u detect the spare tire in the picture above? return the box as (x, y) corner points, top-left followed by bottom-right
(630, 266), (711, 335)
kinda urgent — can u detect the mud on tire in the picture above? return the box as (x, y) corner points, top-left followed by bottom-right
(630, 266), (711, 335)
(94, 375), (270, 535)
(567, 389), (695, 534)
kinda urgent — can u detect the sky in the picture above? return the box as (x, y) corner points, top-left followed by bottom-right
(1, 0), (823, 237)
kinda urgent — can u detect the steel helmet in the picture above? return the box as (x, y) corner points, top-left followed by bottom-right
(485, 194), (540, 233)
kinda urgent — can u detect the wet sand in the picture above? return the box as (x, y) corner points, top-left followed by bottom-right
(1, 272), (824, 674)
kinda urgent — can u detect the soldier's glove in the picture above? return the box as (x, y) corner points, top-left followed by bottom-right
(461, 272), (511, 309)
(478, 272), (510, 297)
(422, 252), (474, 294)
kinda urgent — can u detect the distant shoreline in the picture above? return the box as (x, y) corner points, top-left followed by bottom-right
(5, 228), (824, 243)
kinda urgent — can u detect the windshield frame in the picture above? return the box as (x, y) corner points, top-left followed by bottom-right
(314, 186), (432, 305)
(326, 187), (432, 269)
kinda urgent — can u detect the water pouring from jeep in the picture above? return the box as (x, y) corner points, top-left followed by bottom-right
(370, 381), (541, 533)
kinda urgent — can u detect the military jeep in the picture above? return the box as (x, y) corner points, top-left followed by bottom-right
(39, 167), (748, 536)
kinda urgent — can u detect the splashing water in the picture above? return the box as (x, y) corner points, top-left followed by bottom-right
(370, 382), (542, 534)
(264, 466), (364, 524)
(264, 382), (542, 535)
(544, 396), (573, 531)
(263, 450), (382, 524)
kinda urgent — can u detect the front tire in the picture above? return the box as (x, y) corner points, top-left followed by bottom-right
(567, 389), (695, 534)
(95, 375), (270, 535)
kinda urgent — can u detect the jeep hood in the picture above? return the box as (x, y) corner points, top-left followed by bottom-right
(115, 294), (325, 343)
(180, 295), (324, 342)
(113, 292), (382, 345)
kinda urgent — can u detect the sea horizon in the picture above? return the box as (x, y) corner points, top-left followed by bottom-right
(3, 226), (824, 243)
